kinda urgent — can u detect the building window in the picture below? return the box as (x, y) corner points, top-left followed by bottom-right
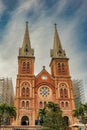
(22, 87), (25, 96)
(40, 101), (43, 108)
(27, 62), (30, 73)
(26, 101), (29, 108)
(22, 62), (30, 73)
(65, 102), (68, 108)
(44, 101), (46, 107)
(60, 88), (63, 98)
(23, 62), (26, 72)
(22, 101), (25, 108)
(64, 88), (68, 98)
(62, 63), (65, 72)
(58, 63), (61, 72)
(39, 86), (50, 98)
(26, 87), (29, 96)
(61, 102), (64, 107)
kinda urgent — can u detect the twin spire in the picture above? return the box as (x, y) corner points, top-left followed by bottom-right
(50, 24), (66, 58)
(19, 22), (34, 57)
(19, 22), (66, 58)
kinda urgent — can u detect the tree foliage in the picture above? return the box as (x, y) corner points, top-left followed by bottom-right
(38, 101), (66, 130)
(0, 103), (16, 125)
(73, 103), (87, 124)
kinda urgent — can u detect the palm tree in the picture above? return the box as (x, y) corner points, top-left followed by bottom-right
(0, 103), (16, 125)
(46, 101), (60, 112)
(38, 108), (47, 125)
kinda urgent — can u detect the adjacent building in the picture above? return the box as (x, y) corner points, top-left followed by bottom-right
(73, 79), (85, 108)
(0, 77), (14, 105)
(14, 22), (76, 126)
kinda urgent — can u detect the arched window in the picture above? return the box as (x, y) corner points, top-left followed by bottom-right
(27, 62), (30, 73)
(60, 88), (63, 98)
(58, 63), (61, 72)
(26, 101), (29, 108)
(26, 87), (29, 96)
(22, 101), (25, 108)
(44, 101), (46, 107)
(65, 102), (68, 108)
(22, 87), (25, 96)
(64, 88), (68, 98)
(39, 101), (43, 108)
(61, 102), (64, 107)
(62, 63), (65, 72)
(23, 62), (26, 72)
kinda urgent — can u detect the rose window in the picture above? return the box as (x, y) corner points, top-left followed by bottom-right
(40, 87), (50, 97)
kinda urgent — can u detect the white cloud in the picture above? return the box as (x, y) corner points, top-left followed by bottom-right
(0, 0), (87, 99)
(0, 0), (6, 16)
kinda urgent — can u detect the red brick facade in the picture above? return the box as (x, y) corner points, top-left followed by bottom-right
(14, 23), (76, 126)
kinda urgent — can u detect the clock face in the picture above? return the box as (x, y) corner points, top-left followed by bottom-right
(41, 75), (47, 80)
(39, 86), (50, 97)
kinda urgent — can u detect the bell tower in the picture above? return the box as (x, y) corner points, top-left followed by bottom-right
(14, 22), (35, 126)
(50, 24), (76, 125)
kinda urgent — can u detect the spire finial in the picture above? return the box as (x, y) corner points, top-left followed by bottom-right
(26, 21), (28, 29)
(54, 23), (57, 29)
(43, 66), (45, 70)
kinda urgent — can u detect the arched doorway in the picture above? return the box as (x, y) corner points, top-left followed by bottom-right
(21, 116), (29, 125)
(63, 116), (69, 130)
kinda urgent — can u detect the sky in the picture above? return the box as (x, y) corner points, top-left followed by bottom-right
(0, 0), (87, 100)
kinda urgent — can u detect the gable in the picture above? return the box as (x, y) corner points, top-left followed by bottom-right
(35, 68), (54, 88)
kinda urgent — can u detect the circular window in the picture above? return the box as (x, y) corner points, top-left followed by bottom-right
(39, 86), (50, 97)
(41, 75), (47, 80)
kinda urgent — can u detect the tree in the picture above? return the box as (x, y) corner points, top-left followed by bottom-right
(73, 103), (87, 130)
(38, 102), (66, 130)
(38, 107), (47, 125)
(0, 103), (16, 125)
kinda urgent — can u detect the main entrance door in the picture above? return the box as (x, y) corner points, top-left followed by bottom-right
(21, 116), (29, 125)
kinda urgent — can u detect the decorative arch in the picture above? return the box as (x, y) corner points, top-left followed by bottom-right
(20, 81), (31, 97)
(20, 114), (31, 125)
(21, 116), (29, 125)
(63, 116), (69, 129)
(58, 82), (69, 98)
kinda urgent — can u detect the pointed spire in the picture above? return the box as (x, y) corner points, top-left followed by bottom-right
(50, 23), (66, 58)
(53, 23), (62, 51)
(23, 21), (31, 49)
(19, 22), (34, 57)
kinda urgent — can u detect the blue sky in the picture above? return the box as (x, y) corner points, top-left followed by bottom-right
(0, 0), (87, 100)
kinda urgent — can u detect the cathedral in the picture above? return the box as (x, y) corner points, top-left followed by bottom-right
(14, 22), (76, 126)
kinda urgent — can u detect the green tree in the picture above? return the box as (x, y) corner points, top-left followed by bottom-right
(38, 107), (47, 125)
(38, 102), (66, 130)
(73, 103), (87, 130)
(0, 103), (16, 125)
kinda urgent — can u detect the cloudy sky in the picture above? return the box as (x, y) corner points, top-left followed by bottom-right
(0, 0), (87, 99)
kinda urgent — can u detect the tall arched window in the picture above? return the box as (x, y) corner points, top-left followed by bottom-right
(26, 101), (29, 108)
(58, 63), (61, 72)
(62, 63), (65, 72)
(27, 62), (30, 73)
(22, 101), (25, 108)
(39, 101), (43, 108)
(44, 101), (46, 107)
(22, 87), (25, 96)
(64, 88), (68, 98)
(65, 102), (68, 108)
(61, 102), (64, 108)
(26, 87), (29, 96)
(23, 62), (26, 72)
(60, 88), (63, 97)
